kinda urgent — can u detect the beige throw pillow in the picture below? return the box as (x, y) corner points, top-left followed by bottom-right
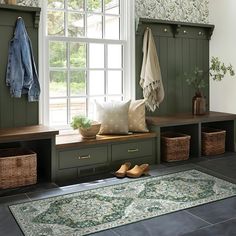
(95, 100), (131, 134)
(129, 99), (149, 132)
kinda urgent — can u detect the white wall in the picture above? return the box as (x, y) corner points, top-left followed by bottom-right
(209, 0), (236, 113)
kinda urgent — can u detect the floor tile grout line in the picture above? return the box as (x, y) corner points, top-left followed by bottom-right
(0, 186), (59, 200)
(209, 215), (236, 226)
(191, 163), (236, 183)
(24, 193), (31, 201)
(111, 229), (122, 236)
(7, 193), (31, 206)
(0, 192), (29, 200)
(203, 154), (236, 162)
(183, 215), (236, 234)
(25, 193), (33, 201)
(184, 210), (213, 225)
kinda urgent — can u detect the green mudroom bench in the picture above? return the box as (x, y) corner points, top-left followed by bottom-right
(55, 132), (157, 183)
(146, 111), (236, 163)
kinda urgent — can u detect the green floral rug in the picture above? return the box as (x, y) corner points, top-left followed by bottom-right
(10, 170), (236, 236)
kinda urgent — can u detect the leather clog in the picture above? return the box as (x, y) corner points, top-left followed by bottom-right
(126, 164), (149, 178)
(115, 162), (131, 178)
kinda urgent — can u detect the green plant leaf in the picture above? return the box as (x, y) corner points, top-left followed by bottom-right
(70, 115), (92, 129)
(185, 57), (235, 91)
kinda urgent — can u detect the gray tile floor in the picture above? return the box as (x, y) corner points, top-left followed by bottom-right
(1, 153), (236, 236)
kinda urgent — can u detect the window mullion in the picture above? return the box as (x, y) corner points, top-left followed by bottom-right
(102, 0), (105, 39)
(120, 0), (125, 40)
(67, 41), (71, 123)
(46, 35), (125, 44)
(86, 42), (90, 116)
(84, 0), (87, 37)
(104, 43), (108, 101)
(64, 0), (68, 37)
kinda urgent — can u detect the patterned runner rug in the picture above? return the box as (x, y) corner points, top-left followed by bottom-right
(10, 169), (236, 236)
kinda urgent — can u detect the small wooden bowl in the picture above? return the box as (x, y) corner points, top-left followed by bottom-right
(78, 122), (101, 139)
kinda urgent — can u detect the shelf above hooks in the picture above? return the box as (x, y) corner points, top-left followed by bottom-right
(0, 3), (41, 28)
(136, 18), (215, 40)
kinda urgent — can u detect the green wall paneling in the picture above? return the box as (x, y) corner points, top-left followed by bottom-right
(136, 18), (214, 116)
(0, 4), (40, 128)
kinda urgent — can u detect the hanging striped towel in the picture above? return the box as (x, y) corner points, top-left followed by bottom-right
(140, 27), (165, 112)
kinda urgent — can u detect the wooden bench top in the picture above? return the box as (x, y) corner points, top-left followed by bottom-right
(0, 125), (59, 143)
(146, 111), (236, 127)
(56, 132), (157, 149)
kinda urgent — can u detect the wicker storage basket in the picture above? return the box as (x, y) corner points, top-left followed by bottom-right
(161, 132), (191, 162)
(0, 148), (37, 189)
(202, 127), (226, 156)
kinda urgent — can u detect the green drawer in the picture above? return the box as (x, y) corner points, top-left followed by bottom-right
(112, 139), (153, 161)
(59, 146), (108, 169)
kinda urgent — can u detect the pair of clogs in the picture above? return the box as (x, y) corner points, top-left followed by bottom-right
(115, 162), (149, 178)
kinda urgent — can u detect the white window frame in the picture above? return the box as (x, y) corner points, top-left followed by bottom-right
(39, 0), (135, 128)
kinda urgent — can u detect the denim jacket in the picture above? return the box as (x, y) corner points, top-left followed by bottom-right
(6, 17), (40, 102)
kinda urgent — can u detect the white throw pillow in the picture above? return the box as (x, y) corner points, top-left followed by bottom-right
(129, 99), (149, 132)
(95, 100), (131, 134)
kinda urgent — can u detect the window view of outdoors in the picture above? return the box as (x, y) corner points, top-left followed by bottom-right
(47, 0), (123, 126)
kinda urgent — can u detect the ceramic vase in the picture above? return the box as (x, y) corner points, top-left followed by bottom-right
(192, 91), (206, 115)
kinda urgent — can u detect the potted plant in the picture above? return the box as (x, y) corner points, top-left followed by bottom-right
(185, 57), (235, 115)
(70, 115), (101, 139)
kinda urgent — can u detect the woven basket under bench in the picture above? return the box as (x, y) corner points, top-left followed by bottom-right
(202, 127), (226, 156)
(161, 132), (191, 162)
(0, 148), (37, 189)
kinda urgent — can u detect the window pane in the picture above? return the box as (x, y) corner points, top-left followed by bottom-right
(49, 42), (67, 67)
(108, 44), (122, 68)
(68, 13), (85, 37)
(105, 16), (119, 39)
(70, 71), (86, 96)
(89, 71), (104, 95)
(47, 11), (65, 36)
(70, 43), (86, 68)
(105, 0), (119, 14)
(89, 44), (104, 68)
(50, 71), (67, 97)
(107, 70), (122, 94)
(107, 96), (122, 101)
(87, 0), (102, 12)
(50, 99), (67, 125)
(70, 98), (86, 120)
(68, 0), (84, 10)
(88, 97), (104, 119)
(48, 0), (64, 9)
(87, 14), (102, 38)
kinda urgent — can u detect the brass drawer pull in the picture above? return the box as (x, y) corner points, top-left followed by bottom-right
(78, 155), (91, 160)
(128, 148), (139, 153)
